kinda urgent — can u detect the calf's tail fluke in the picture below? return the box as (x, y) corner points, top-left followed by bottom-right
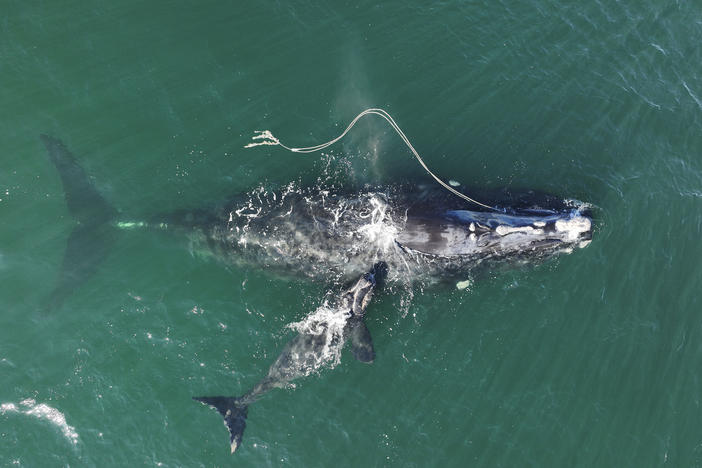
(193, 396), (249, 454)
(41, 135), (117, 311)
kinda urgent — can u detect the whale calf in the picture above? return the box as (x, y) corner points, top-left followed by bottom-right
(194, 262), (385, 453)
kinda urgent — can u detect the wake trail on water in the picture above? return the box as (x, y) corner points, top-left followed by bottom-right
(1, 398), (80, 447)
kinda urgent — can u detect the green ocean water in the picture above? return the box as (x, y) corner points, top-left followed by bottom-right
(2, 1), (702, 466)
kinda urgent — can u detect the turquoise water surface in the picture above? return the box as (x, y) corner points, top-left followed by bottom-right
(2, 1), (702, 466)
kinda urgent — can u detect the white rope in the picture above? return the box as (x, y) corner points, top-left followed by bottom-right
(244, 108), (497, 211)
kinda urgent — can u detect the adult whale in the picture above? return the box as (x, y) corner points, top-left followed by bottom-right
(40, 134), (592, 308)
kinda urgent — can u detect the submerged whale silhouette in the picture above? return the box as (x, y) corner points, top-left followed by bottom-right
(41, 133), (592, 453)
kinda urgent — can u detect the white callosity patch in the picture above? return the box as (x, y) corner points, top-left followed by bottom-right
(1, 398), (79, 445)
(555, 215), (592, 242)
(495, 225), (543, 236)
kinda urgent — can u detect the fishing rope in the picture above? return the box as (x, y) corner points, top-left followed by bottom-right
(244, 107), (498, 211)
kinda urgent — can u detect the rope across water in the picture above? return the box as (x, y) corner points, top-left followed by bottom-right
(244, 108), (498, 211)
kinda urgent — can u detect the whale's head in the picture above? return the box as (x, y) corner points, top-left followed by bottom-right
(447, 207), (593, 256)
(344, 262), (387, 317)
(396, 205), (593, 259)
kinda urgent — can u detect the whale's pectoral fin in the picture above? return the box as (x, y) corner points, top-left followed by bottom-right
(40, 135), (117, 311)
(348, 317), (375, 363)
(193, 396), (248, 454)
(346, 262), (387, 363)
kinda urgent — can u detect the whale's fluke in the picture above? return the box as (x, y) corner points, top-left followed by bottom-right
(193, 396), (249, 454)
(40, 135), (117, 311)
(40, 135), (116, 224)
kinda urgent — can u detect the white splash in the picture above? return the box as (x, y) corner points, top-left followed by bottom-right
(356, 196), (398, 252)
(286, 302), (351, 374)
(1, 398), (79, 446)
(1, 402), (18, 413)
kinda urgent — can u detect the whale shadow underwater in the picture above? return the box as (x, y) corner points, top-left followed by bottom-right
(40, 132), (593, 454)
